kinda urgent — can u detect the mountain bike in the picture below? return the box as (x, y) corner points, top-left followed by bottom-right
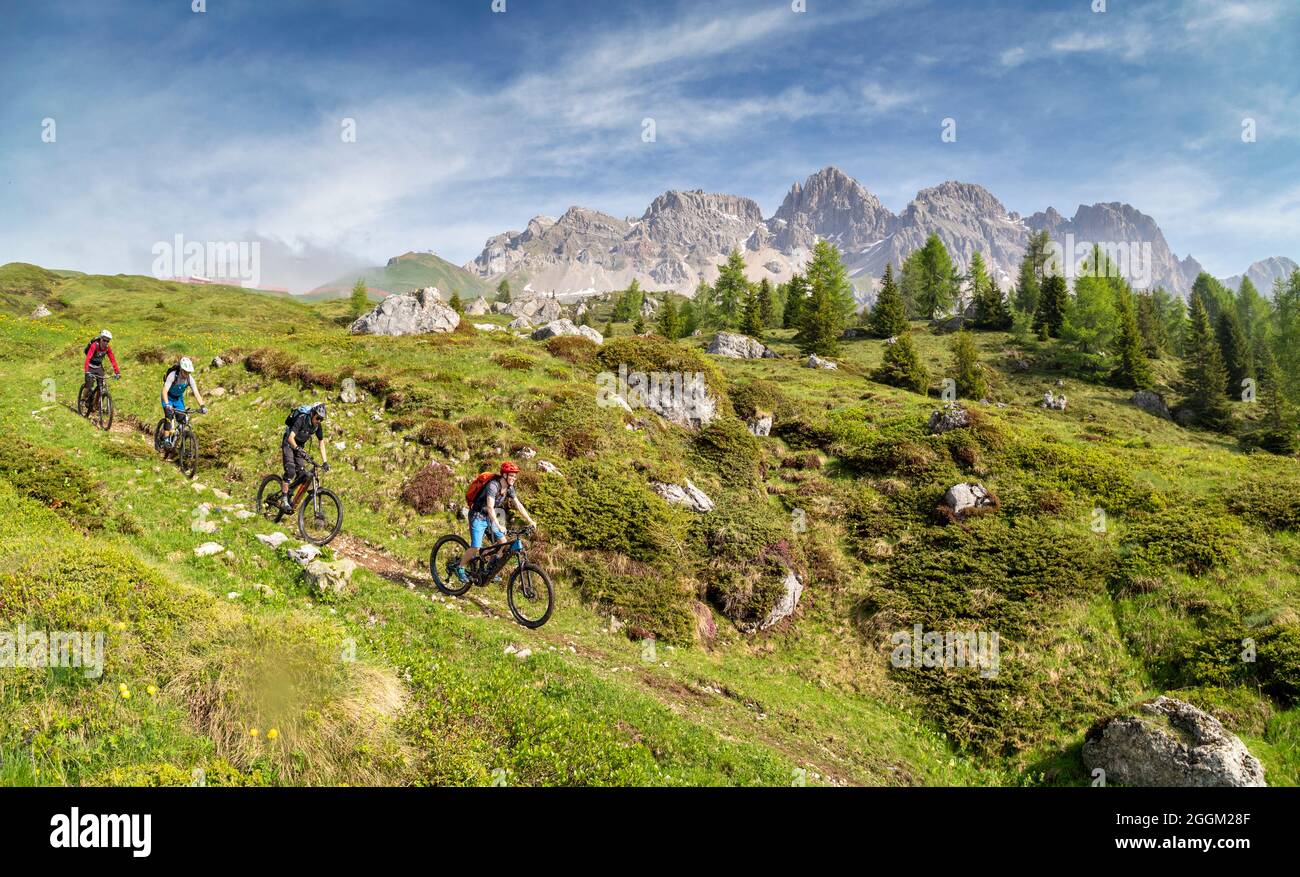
(255, 457), (344, 546)
(76, 372), (116, 431)
(154, 408), (204, 477)
(429, 526), (554, 628)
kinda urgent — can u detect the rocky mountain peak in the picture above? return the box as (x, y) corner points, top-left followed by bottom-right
(769, 166), (893, 253)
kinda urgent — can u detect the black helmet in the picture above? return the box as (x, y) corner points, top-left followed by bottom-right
(312, 402), (327, 419)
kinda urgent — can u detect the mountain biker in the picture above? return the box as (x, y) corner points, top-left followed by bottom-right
(456, 461), (536, 584)
(159, 357), (208, 448)
(82, 329), (121, 407)
(279, 402), (330, 513)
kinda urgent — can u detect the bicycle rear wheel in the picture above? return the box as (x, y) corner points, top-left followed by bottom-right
(256, 475), (286, 523)
(507, 563), (554, 629)
(299, 488), (343, 545)
(429, 534), (471, 596)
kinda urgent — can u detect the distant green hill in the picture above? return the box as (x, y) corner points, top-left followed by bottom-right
(306, 251), (489, 302)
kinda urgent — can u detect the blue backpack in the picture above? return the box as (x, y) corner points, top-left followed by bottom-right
(284, 404), (314, 428)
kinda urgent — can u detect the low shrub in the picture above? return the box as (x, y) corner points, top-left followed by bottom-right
(545, 335), (599, 366)
(572, 555), (697, 646)
(1114, 508), (1243, 588)
(492, 352), (535, 371)
(728, 378), (783, 421)
(691, 417), (762, 482)
(694, 495), (801, 629)
(595, 335), (730, 410)
(1226, 478), (1300, 532)
(400, 463), (456, 515)
(0, 438), (106, 530)
(414, 419), (468, 456)
(520, 386), (621, 460)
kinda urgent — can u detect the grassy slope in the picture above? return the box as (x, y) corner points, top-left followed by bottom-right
(306, 252), (489, 302)
(0, 265), (1295, 786)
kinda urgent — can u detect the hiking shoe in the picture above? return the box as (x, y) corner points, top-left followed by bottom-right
(278, 496), (293, 514)
(454, 566), (470, 585)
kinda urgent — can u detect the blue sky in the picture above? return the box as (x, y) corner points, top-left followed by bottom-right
(1, 0), (1296, 289)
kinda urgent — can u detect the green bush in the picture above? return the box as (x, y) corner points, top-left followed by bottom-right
(530, 461), (687, 566)
(1226, 478), (1300, 531)
(520, 386), (622, 460)
(545, 335), (600, 366)
(1114, 508), (1243, 588)
(572, 556), (697, 646)
(694, 495), (801, 629)
(728, 378), (783, 420)
(595, 334), (729, 409)
(691, 417), (762, 481)
(415, 419), (468, 455)
(0, 438), (106, 531)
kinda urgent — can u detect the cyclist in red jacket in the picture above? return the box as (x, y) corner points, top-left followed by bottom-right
(82, 329), (121, 409)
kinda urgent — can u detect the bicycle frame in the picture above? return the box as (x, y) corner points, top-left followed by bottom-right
(471, 533), (528, 582)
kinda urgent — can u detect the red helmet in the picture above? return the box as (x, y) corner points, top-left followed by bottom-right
(500, 461), (520, 475)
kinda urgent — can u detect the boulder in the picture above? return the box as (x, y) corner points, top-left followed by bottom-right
(707, 332), (773, 360)
(507, 316), (535, 331)
(302, 558), (358, 596)
(506, 295), (562, 323)
(530, 319), (585, 341)
(942, 482), (997, 519)
(339, 382), (359, 404)
(652, 479), (714, 513)
(208, 387), (225, 398)
(193, 542), (224, 557)
(537, 460), (563, 476)
(464, 296), (492, 316)
(473, 323), (502, 332)
(746, 414), (773, 437)
(1082, 696), (1266, 787)
(210, 356), (225, 368)
(1132, 389), (1171, 420)
(349, 287), (460, 336)
(737, 569), (804, 633)
(806, 354), (838, 370)
(1041, 391), (1068, 411)
(928, 404), (972, 434)
(287, 544), (322, 565)
(576, 325), (604, 344)
(30, 303), (52, 318)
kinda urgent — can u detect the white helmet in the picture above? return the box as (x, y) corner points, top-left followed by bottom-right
(179, 357), (194, 373)
(100, 329), (113, 341)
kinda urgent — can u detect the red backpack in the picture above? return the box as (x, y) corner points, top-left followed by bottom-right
(465, 472), (497, 507)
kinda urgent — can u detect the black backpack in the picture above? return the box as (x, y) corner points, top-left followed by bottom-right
(162, 363), (180, 384)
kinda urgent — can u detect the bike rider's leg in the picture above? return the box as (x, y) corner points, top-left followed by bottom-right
(457, 517), (491, 583)
(279, 445), (301, 511)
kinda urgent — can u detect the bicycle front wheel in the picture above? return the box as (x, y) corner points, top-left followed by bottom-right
(507, 563), (554, 629)
(179, 430), (198, 477)
(98, 393), (113, 431)
(77, 384), (92, 418)
(299, 488), (343, 545)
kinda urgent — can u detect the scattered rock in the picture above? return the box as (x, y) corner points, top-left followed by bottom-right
(349, 287), (460, 336)
(287, 544), (322, 565)
(302, 558), (357, 596)
(928, 404), (972, 434)
(537, 460), (563, 477)
(746, 414), (773, 437)
(1041, 391), (1068, 411)
(210, 356), (225, 368)
(652, 479), (715, 513)
(806, 354), (838, 370)
(339, 382), (359, 403)
(30, 304), (52, 318)
(942, 482), (998, 519)
(211, 488), (231, 501)
(1082, 696), (1266, 787)
(518, 447), (537, 459)
(234, 510), (255, 520)
(507, 316), (535, 331)
(209, 387), (226, 398)
(256, 532), (290, 549)
(464, 296), (492, 316)
(473, 323), (501, 332)
(530, 318), (584, 341)
(193, 542), (224, 557)
(737, 569), (804, 633)
(707, 331), (774, 359)
(1131, 389), (1171, 420)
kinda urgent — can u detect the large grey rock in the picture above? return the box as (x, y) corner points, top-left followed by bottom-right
(737, 569), (804, 633)
(531, 319), (589, 341)
(652, 479), (714, 513)
(708, 332), (773, 359)
(302, 558), (358, 596)
(30, 304), (52, 318)
(506, 295), (562, 323)
(928, 404), (972, 434)
(1083, 696), (1266, 787)
(465, 296), (492, 316)
(747, 414), (773, 437)
(1042, 391), (1068, 411)
(806, 354), (837, 370)
(1132, 390), (1170, 420)
(576, 325), (604, 344)
(942, 482), (996, 518)
(507, 316), (534, 331)
(349, 287), (460, 336)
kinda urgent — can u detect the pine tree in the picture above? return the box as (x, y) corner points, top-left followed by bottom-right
(1112, 287), (1154, 389)
(797, 243), (852, 355)
(496, 278), (511, 303)
(909, 234), (958, 319)
(871, 331), (929, 394)
(1180, 294), (1234, 432)
(740, 284), (764, 338)
(680, 297), (700, 338)
(804, 241), (857, 321)
(969, 252), (1010, 330)
(757, 278), (776, 328)
(950, 330), (988, 400)
(1033, 273), (1068, 338)
(783, 274), (809, 329)
(869, 263), (908, 338)
(633, 313), (647, 335)
(612, 279), (643, 322)
(349, 278), (370, 317)
(1244, 349), (1298, 455)
(1014, 230), (1051, 315)
(448, 291), (463, 315)
(713, 250), (750, 329)
(1215, 307), (1252, 399)
(1136, 292), (1165, 357)
(656, 297), (682, 340)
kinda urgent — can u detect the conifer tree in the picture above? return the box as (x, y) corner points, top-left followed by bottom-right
(950, 330), (988, 400)
(1180, 294), (1234, 432)
(1033, 273), (1068, 338)
(870, 263), (908, 338)
(871, 331), (929, 394)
